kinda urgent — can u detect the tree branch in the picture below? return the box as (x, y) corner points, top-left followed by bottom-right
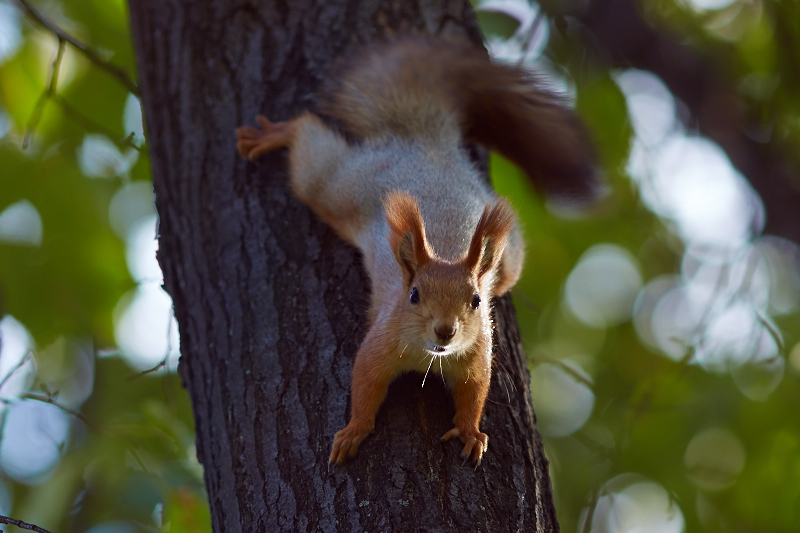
(22, 37), (64, 149)
(7, 391), (150, 471)
(52, 95), (143, 151)
(126, 357), (167, 380)
(22, 392), (93, 428)
(0, 515), (54, 533)
(20, 35), (142, 151)
(12, 0), (139, 95)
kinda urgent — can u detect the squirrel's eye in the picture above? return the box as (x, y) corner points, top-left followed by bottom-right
(410, 287), (420, 305)
(471, 294), (481, 310)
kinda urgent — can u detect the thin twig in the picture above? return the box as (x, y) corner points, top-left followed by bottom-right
(53, 95), (143, 151)
(22, 38), (64, 149)
(20, 393), (148, 461)
(128, 447), (151, 474)
(581, 488), (599, 533)
(21, 39), (143, 151)
(161, 313), (179, 412)
(12, 0), (139, 95)
(517, 7), (546, 65)
(509, 287), (541, 313)
(0, 515), (54, 533)
(622, 344), (696, 433)
(554, 359), (594, 388)
(22, 392), (94, 429)
(127, 311), (177, 381)
(127, 358), (167, 381)
(5, 389), (153, 476)
(0, 351), (32, 393)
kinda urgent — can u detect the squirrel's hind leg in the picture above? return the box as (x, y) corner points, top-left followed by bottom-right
(237, 111), (367, 245)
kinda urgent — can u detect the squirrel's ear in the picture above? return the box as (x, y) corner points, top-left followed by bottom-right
(464, 200), (515, 282)
(384, 192), (432, 285)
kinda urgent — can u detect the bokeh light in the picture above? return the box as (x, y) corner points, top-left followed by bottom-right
(641, 136), (761, 247)
(36, 337), (95, 406)
(684, 427), (746, 491)
(108, 181), (156, 241)
(633, 275), (684, 360)
(123, 93), (145, 146)
(78, 134), (138, 179)
(476, 0), (549, 64)
(0, 3), (21, 65)
(109, 190), (180, 371)
(686, 0), (739, 11)
(615, 66), (793, 400)
(113, 283), (179, 371)
(581, 475), (686, 533)
(0, 479), (11, 518)
(0, 199), (43, 246)
(615, 69), (676, 147)
(531, 361), (594, 437)
(0, 315), (36, 400)
(620, 69), (763, 250)
(0, 400), (70, 483)
(564, 244), (643, 329)
(125, 215), (162, 284)
(756, 237), (800, 315)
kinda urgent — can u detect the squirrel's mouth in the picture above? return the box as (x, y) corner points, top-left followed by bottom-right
(424, 342), (454, 356)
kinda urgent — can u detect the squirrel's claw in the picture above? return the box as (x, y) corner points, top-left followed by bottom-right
(235, 115), (299, 160)
(440, 427), (460, 442)
(441, 427), (488, 467)
(329, 424), (371, 465)
(256, 114), (273, 129)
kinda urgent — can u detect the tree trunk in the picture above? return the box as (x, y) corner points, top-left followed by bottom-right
(128, 1), (558, 531)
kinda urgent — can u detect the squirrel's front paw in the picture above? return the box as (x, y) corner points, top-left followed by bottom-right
(441, 427), (488, 466)
(329, 423), (372, 465)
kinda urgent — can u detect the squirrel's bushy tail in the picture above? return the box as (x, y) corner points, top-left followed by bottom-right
(320, 36), (600, 203)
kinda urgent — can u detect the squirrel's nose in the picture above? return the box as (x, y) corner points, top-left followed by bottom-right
(435, 324), (456, 343)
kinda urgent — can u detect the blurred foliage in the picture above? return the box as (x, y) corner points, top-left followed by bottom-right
(0, 0), (206, 531)
(0, 0), (798, 532)
(486, 1), (800, 532)
(646, 0), (800, 148)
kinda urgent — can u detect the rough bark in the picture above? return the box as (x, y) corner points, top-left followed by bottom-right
(128, 1), (558, 531)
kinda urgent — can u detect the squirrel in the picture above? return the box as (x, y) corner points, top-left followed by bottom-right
(236, 36), (597, 466)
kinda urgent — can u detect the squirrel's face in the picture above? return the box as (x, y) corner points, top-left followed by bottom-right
(401, 261), (487, 356)
(383, 191), (513, 357)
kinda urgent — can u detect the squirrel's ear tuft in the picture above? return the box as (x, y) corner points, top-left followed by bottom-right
(384, 192), (432, 285)
(464, 200), (515, 282)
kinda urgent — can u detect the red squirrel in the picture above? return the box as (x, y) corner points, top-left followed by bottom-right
(236, 36), (597, 466)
